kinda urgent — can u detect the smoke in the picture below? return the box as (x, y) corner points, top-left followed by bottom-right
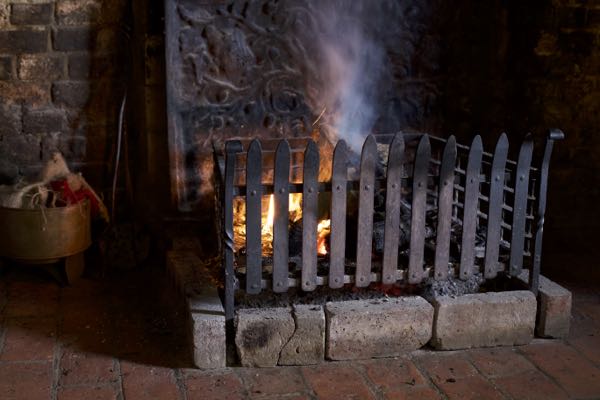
(293, 1), (390, 154)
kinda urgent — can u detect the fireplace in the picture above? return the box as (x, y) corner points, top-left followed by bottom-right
(160, 0), (575, 368)
(214, 131), (563, 321)
(164, 0), (444, 212)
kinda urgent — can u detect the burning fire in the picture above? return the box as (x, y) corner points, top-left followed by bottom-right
(233, 193), (331, 256)
(317, 218), (331, 255)
(289, 193), (302, 223)
(261, 194), (275, 237)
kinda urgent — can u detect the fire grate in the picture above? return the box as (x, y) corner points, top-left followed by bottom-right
(214, 131), (564, 322)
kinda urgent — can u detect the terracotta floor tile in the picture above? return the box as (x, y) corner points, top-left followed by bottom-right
(5, 281), (59, 318)
(239, 366), (307, 397)
(384, 386), (443, 400)
(184, 369), (245, 400)
(360, 357), (428, 392)
(493, 369), (569, 400)
(0, 317), (56, 361)
(59, 347), (118, 386)
(0, 361), (52, 400)
(121, 361), (181, 400)
(302, 364), (376, 400)
(520, 341), (600, 399)
(0, 265), (598, 400)
(467, 347), (535, 378)
(57, 385), (120, 400)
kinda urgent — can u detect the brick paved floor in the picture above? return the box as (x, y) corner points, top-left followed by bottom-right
(0, 264), (599, 400)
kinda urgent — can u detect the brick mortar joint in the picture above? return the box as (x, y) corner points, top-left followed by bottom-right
(172, 368), (189, 400)
(410, 357), (453, 399)
(296, 367), (318, 400)
(565, 336), (600, 370)
(463, 353), (515, 398)
(114, 358), (125, 400)
(348, 362), (385, 400)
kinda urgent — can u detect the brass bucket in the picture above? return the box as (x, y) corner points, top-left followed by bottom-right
(0, 201), (91, 264)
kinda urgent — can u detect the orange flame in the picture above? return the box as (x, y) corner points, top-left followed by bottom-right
(261, 194), (275, 236)
(233, 192), (331, 257)
(317, 219), (331, 255)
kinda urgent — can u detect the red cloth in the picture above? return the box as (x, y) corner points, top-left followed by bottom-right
(50, 179), (101, 217)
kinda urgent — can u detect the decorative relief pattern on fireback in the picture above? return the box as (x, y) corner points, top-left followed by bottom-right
(165, 0), (442, 210)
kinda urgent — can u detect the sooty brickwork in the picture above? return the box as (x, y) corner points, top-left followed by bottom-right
(0, 0), (129, 191)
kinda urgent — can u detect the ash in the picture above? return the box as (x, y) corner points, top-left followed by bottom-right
(236, 284), (420, 309)
(420, 273), (485, 300)
(235, 273), (487, 309)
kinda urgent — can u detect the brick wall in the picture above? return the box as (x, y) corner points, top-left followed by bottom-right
(0, 0), (129, 192)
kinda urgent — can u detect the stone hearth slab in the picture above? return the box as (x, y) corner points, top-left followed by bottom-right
(235, 307), (295, 367)
(279, 305), (326, 366)
(430, 291), (537, 350)
(168, 247), (556, 368)
(325, 297), (434, 360)
(166, 250), (226, 369)
(516, 272), (572, 338)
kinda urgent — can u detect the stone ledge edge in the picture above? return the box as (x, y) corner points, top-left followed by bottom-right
(166, 250), (570, 368)
(166, 250), (226, 369)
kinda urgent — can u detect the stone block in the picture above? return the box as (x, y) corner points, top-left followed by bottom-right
(235, 307), (294, 367)
(279, 305), (325, 365)
(0, 104), (21, 136)
(167, 250), (226, 369)
(10, 3), (53, 25)
(18, 55), (64, 81)
(2, 133), (41, 163)
(24, 108), (67, 134)
(517, 272), (572, 338)
(188, 291), (226, 370)
(52, 81), (90, 108)
(0, 81), (50, 107)
(53, 27), (92, 51)
(0, 4), (7, 28)
(56, 0), (101, 26)
(431, 291), (536, 350)
(325, 297), (434, 361)
(0, 29), (48, 53)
